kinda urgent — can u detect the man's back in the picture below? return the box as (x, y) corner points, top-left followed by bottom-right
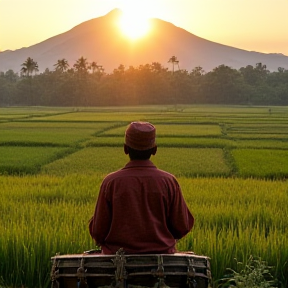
(89, 159), (194, 254)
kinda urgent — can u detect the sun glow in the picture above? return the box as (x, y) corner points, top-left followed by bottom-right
(118, 4), (151, 40)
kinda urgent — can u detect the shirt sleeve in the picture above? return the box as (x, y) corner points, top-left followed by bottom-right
(166, 179), (194, 239)
(89, 181), (112, 245)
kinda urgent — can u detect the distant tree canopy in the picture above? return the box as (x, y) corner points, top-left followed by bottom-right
(0, 56), (288, 106)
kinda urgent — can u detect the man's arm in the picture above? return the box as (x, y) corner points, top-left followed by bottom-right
(167, 182), (194, 239)
(89, 183), (112, 245)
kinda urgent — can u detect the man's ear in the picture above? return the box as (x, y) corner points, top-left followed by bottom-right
(151, 145), (157, 155)
(124, 144), (129, 155)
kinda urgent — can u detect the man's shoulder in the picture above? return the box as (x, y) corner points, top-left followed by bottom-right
(102, 165), (176, 181)
(154, 168), (174, 177)
(103, 169), (124, 181)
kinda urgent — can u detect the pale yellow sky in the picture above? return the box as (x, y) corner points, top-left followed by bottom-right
(0, 0), (287, 55)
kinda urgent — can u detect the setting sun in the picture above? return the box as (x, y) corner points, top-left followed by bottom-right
(118, 4), (151, 40)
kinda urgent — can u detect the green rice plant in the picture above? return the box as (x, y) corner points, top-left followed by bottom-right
(1, 121), (113, 129)
(35, 111), (154, 122)
(0, 107), (72, 119)
(181, 105), (288, 117)
(178, 177), (288, 231)
(156, 137), (235, 148)
(2, 105), (287, 124)
(101, 124), (222, 137)
(232, 149), (288, 179)
(0, 174), (98, 288)
(177, 177), (288, 286)
(156, 124), (222, 137)
(227, 133), (288, 140)
(84, 136), (124, 147)
(153, 147), (231, 177)
(41, 147), (231, 177)
(227, 123), (288, 134)
(220, 118), (288, 126)
(1, 176), (288, 287)
(85, 136), (236, 149)
(1, 105), (288, 287)
(0, 114), (31, 120)
(233, 139), (288, 150)
(0, 146), (73, 174)
(225, 123), (288, 140)
(0, 121), (113, 146)
(41, 147), (128, 176)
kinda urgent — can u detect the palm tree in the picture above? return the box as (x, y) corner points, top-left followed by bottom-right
(168, 56), (180, 74)
(20, 57), (39, 104)
(89, 61), (104, 74)
(54, 59), (69, 72)
(21, 57), (39, 77)
(89, 61), (98, 74)
(168, 56), (180, 107)
(73, 56), (89, 73)
(72, 57), (90, 105)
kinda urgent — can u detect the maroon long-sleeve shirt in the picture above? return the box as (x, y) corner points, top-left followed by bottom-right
(89, 160), (194, 254)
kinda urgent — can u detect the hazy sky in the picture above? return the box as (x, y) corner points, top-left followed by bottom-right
(1, 0), (287, 55)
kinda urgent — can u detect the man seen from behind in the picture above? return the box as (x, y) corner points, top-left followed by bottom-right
(89, 121), (194, 254)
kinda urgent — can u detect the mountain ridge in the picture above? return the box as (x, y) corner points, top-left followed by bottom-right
(1, 9), (288, 73)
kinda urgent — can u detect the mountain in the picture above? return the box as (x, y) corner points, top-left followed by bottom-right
(1, 9), (288, 73)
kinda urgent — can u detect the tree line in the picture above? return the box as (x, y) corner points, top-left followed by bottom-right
(0, 56), (288, 106)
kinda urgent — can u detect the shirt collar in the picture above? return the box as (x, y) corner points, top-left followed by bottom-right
(124, 159), (156, 169)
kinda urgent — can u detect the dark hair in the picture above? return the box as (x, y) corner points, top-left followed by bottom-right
(128, 147), (155, 160)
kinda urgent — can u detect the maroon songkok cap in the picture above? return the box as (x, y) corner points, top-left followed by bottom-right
(125, 122), (156, 151)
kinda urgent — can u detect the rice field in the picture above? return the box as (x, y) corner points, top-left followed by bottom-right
(101, 124), (222, 137)
(232, 149), (288, 178)
(0, 105), (287, 287)
(0, 146), (72, 174)
(40, 147), (231, 177)
(0, 121), (114, 146)
(0, 175), (287, 288)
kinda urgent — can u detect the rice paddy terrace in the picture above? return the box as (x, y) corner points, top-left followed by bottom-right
(0, 105), (287, 287)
